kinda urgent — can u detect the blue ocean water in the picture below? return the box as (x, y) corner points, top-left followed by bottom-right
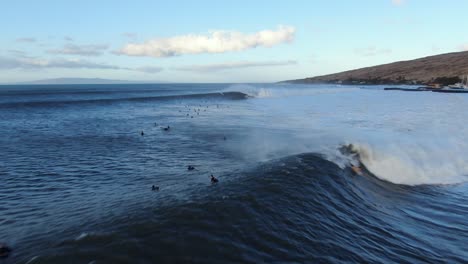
(0, 83), (467, 263)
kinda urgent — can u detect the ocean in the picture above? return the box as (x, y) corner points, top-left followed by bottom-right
(0, 83), (467, 263)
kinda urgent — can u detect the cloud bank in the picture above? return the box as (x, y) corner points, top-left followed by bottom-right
(0, 56), (120, 70)
(173, 60), (297, 72)
(135, 66), (164, 73)
(16, 37), (36, 43)
(0, 56), (161, 74)
(47, 44), (109, 56)
(117, 25), (296, 57)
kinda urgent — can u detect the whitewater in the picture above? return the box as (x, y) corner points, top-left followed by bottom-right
(227, 84), (468, 186)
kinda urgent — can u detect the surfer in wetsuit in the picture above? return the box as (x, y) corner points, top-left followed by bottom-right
(210, 174), (218, 183)
(187, 165), (195, 171)
(0, 243), (11, 258)
(351, 165), (363, 175)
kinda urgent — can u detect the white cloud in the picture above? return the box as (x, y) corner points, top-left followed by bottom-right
(173, 60), (297, 72)
(391, 0), (405, 5)
(135, 66), (163, 73)
(47, 44), (109, 56)
(0, 56), (162, 74)
(117, 25), (296, 58)
(16, 37), (36, 43)
(7, 49), (27, 56)
(354, 46), (392, 57)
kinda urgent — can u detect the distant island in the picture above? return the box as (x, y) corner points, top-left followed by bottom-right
(11, 78), (162, 85)
(286, 51), (468, 86)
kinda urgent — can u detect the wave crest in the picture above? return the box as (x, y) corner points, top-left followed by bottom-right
(345, 142), (468, 185)
(224, 84), (359, 98)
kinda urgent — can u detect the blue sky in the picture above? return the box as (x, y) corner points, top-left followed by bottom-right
(1, 0), (467, 83)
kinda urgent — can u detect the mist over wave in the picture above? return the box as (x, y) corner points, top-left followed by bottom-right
(348, 139), (468, 185)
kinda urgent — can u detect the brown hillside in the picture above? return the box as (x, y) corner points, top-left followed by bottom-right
(288, 51), (468, 85)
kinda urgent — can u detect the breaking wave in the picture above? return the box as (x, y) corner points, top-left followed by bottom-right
(342, 142), (468, 185)
(224, 84), (359, 98)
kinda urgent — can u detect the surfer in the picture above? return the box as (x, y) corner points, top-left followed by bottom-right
(141, 131), (145, 136)
(351, 165), (363, 176)
(0, 243), (11, 258)
(152, 185), (159, 191)
(187, 165), (195, 171)
(163, 126), (170, 131)
(210, 174), (219, 183)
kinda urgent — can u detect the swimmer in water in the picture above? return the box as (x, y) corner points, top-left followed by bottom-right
(152, 185), (159, 191)
(210, 174), (219, 183)
(0, 243), (11, 258)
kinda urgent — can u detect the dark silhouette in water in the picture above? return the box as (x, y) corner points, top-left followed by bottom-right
(152, 185), (159, 191)
(223, 136), (226, 140)
(141, 131), (145, 136)
(163, 126), (170, 131)
(187, 165), (195, 171)
(210, 174), (218, 183)
(0, 243), (11, 258)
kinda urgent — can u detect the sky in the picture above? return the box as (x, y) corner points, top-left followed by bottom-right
(1, 0), (467, 83)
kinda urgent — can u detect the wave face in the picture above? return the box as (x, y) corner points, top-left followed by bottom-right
(10, 154), (468, 263)
(0, 83), (467, 263)
(0, 83), (247, 108)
